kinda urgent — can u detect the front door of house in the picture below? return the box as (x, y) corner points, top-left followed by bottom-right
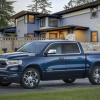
(49, 33), (57, 38)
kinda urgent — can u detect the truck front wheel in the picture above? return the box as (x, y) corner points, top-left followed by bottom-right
(63, 79), (76, 83)
(20, 68), (40, 89)
(89, 66), (100, 85)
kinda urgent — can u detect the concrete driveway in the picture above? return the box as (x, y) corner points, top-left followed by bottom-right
(0, 78), (100, 94)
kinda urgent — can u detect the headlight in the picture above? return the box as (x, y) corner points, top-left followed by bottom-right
(6, 60), (22, 66)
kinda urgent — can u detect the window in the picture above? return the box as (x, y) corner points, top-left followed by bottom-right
(29, 15), (34, 23)
(16, 19), (17, 26)
(62, 43), (80, 54)
(40, 18), (45, 27)
(25, 15), (27, 23)
(28, 34), (34, 37)
(24, 34), (27, 37)
(92, 32), (98, 42)
(40, 33), (45, 38)
(49, 18), (58, 26)
(46, 43), (62, 54)
(91, 6), (98, 18)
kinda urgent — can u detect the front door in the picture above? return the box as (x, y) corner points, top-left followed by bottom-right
(43, 43), (66, 78)
(49, 33), (57, 38)
(62, 43), (86, 77)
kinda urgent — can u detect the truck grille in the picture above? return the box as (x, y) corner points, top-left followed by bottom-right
(0, 60), (7, 68)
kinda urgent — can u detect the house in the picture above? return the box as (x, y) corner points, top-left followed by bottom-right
(0, 0), (100, 42)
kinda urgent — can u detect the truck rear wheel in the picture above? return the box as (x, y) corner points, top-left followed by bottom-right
(89, 66), (100, 85)
(20, 68), (40, 89)
(63, 79), (76, 83)
(0, 82), (11, 86)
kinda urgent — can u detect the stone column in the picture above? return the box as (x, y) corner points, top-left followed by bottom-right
(65, 34), (75, 41)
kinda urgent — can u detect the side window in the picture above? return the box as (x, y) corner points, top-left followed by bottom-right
(46, 43), (62, 54)
(62, 43), (80, 54)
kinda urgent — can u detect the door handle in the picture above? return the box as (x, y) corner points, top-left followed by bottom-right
(77, 57), (82, 59)
(59, 58), (64, 60)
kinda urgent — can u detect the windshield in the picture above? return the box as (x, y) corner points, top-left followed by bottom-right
(17, 42), (47, 53)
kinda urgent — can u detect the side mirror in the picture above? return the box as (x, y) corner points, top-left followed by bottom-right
(44, 49), (56, 55)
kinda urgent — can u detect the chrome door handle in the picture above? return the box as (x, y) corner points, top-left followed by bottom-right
(59, 58), (64, 60)
(78, 57), (82, 59)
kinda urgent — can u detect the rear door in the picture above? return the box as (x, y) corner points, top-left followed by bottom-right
(62, 42), (86, 77)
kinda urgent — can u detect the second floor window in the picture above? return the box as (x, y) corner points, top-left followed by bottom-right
(29, 15), (34, 23)
(91, 6), (98, 18)
(49, 18), (58, 27)
(25, 15), (27, 23)
(40, 18), (45, 27)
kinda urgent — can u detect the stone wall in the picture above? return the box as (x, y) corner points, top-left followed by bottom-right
(81, 42), (100, 52)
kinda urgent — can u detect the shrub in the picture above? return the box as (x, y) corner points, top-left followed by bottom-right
(84, 50), (87, 52)
(9, 50), (14, 53)
(0, 51), (4, 54)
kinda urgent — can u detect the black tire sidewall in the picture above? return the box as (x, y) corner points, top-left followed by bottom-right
(21, 68), (40, 89)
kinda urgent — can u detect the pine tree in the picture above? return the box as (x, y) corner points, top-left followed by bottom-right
(64, 0), (97, 10)
(27, 0), (52, 14)
(27, 0), (40, 12)
(0, 0), (16, 28)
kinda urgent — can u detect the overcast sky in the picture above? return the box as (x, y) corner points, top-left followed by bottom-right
(7, 0), (69, 14)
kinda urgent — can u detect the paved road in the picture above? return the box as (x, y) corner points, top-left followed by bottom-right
(0, 78), (100, 94)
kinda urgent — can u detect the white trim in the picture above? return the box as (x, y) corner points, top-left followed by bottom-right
(62, 8), (90, 18)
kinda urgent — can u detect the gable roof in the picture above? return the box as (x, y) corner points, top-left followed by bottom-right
(53, 0), (100, 15)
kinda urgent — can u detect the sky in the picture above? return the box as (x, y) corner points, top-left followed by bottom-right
(7, 0), (69, 14)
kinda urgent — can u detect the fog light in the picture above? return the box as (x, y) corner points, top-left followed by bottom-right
(3, 77), (8, 80)
(10, 74), (18, 77)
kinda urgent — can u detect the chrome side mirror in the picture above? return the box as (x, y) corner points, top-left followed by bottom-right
(44, 49), (56, 55)
(48, 49), (56, 54)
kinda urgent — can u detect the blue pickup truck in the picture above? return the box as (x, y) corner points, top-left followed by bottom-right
(0, 40), (100, 89)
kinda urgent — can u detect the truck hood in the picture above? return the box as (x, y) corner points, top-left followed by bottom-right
(0, 52), (37, 59)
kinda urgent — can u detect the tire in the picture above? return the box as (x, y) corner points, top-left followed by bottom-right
(20, 68), (40, 89)
(63, 79), (76, 83)
(89, 66), (100, 85)
(0, 82), (11, 86)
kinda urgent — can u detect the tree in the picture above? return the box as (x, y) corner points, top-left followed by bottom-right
(27, 0), (52, 14)
(64, 0), (97, 10)
(0, 0), (16, 28)
(27, 0), (40, 12)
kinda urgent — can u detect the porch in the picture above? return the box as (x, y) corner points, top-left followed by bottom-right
(35, 25), (89, 42)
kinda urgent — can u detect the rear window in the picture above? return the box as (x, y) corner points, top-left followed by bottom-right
(62, 43), (80, 54)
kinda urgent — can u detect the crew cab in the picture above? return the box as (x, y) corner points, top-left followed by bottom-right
(0, 40), (100, 89)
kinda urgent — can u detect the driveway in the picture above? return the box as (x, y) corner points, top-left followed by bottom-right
(0, 78), (100, 94)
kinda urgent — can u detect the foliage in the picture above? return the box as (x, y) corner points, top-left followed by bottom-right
(9, 50), (14, 53)
(95, 24), (100, 37)
(84, 50), (87, 52)
(0, 0), (16, 28)
(5, 33), (15, 37)
(0, 51), (4, 54)
(0, 87), (100, 100)
(64, 0), (97, 9)
(27, 0), (52, 14)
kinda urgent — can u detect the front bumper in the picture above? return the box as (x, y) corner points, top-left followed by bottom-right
(0, 70), (23, 83)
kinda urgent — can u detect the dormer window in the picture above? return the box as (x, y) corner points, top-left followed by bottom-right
(29, 15), (34, 23)
(91, 6), (98, 18)
(49, 18), (58, 27)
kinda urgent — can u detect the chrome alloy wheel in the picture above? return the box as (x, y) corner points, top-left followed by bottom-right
(23, 70), (38, 87)
(94, 69), (100, 83)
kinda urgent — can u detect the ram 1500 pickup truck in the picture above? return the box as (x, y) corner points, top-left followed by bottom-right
(0, 40), (100, 89)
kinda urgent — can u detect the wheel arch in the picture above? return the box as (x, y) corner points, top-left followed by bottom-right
(23, 64), (44, 80)
(89, 61), (100, 75)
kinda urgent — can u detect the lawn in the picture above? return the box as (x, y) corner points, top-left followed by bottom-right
(0, 87), (100, 100)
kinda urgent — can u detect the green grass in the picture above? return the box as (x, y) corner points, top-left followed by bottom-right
(0, 87), (100, 100)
